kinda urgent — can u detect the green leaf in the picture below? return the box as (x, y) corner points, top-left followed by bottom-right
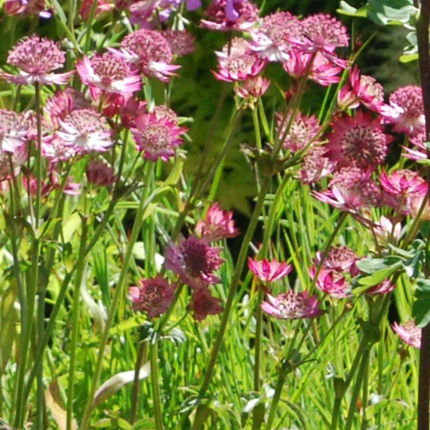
(367, 0), (418, 25)
(337, 2), (368, 17)
(356, 263), (402, 287)
(399, 53), (419, 63)
(413, 279), (430, 327)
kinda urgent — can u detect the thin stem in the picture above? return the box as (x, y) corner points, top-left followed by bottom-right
(130, 339), (147, 424)
(149, 339), (164, 430)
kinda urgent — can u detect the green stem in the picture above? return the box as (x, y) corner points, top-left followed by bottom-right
(67, 219), (89, 430)
(130, 338), (147, 424)
(79, 165), (155, 430)
(149, 339), (164, 430)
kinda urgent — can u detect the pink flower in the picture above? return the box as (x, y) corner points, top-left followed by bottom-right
(326, 111), (391, 171)
(298, 146), (335, 184)
(131, 110), (186, 161)
(164, 235), (224, 290)
(165, 30), (196, 57)
(76, 53), (142, 96)
(365, 279), (396, 296)
(79, 0), (113, 20)
(312, 167), (381, 219)
(129, 274), (177, 318)
(337, 66), (385, 112)
(289, 14), (349, 67)
(247, 11), (302, 62)
(54, 109), (113, 154)
(188, 289), (223, 321)
(195, 202), (239, 241)
(0, 145), (27, 180)
(380, 85), (425, 136)
(4, 0), (50, 17)
(403, 132), (427, 161)
(112, 29), (180, 82)
(373, 216), (402, 248)
(214, 40), (266, 82)
(86, 159), (116, 187)
(201, 0), (259, 31)
(393, 321), (421, 349)
(248, 258), (292, 283)
(315, 245), (357, 273)
(2, 36), (74, 85)
(0, 109), (28, 153)
(234, 76), (270, 101)
(310, 267), (350, 299)
(261, 290), (323, 320)
(276, 111), (322, 152)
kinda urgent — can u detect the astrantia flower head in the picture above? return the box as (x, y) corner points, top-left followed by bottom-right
(315, 245), (357, 273)
(131, 111), (185, 162)
(0, 145), (27, 180)
(310, 267), (350, 299)
(55, 109), (113, 154)
(393, 321), (421, 349)
(201, 0), (259, 31)
(374, 215), (402, 248)
(3, 36), (73, 85)
(164, 235), (224, 290)
(234, 75), (270, 102)
(365, 279), (396, 296)
(129, 274), (177, 318)
(0, 109), (28, 153)
(86, 159), (116, 187)
(165, 30), (196, 57)
(298, 146), (335, 184)
(313, 167), (381, 217)
(80, 0), (113, 20)
(276, 111), (322, 153)
(4, 0), (50, 17)
(113, 29), (180, 82)
(326, 111), (391, 171)
(261, 290), (323, 320)
(195, 202), (239, 241)
(188, 289), (223, 321)
(289, 13), (349, 67)
(248, 258), (292, 283)
(76, 53), (142, 96)
(248, 11), (302, 62)
(381, 85), (425, 136)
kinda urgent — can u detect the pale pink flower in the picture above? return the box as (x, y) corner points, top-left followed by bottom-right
(188, 289), (223, 321)
(0, 145), (27, 180)
(0, 109), (28, 153)
(312, 167), (381, 217)
(165, 30), (196, 57)
(2, 36), (73, 85)
(164, 235), (224, 290)
(315, 245), (357, 273)
(55, 109), (113, 154)
(201, 0), (259, 31)
(393, 321), (421, 349)
(276, 111), (322, 152)
(76, 53), (142, 96)
(86, 159), (116, 187)
(248, 258), (292, 283)
(129, 274), (177, 318)
(42, 135), (79, 162)
(298, 146), (335, 184)
(403, 132), (427, 161)
(337, 67), (385, 112)
(112, 29), (180, 82)
(195, 202), (239, 241)
(283, 50), (343, 86)
(131, 111), (185, 161)
(410, 193), (430, 221)
(234, 76), (270, 101)
(289, 14), (349, 67)
(247, 11), (302, 62)
(310, 267), (350, 299)
(261, 290), (323, 320)
(380, 85), (425, 136)
(79, 0), (113, 19)
(326, 111), (391, 170)
(373, 215), (402, 248)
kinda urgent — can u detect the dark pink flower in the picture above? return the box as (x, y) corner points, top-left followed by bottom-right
(195, 202), (239, 241)
(188, 289), (223, 321)
(337, 66), (385, 112)
(2, 36), (73, 85)
(112, 29), (180, 82)
(79, 0), (113, 20)
(76, 53), (142, 96)
(380, 85), (425, 136)
(404, 132), (427, 161)
(261, 290), (323, 320)
(164, 235), (224, 290)
(131, 111), (185, 161)
(315, 245), (357, 273)
(393, 321), (421, 349)
(298, 146), (335, 184)
(310, 267), (350, 299)
(86, 159), (116, 187)
(326, 111), (391, 171)
(247, 11), (302, 62)
(129, 274), (177, 318)
(248, 258), (292, 283)
(201, 0), (259, 31)
(4, 0), (50, 17)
